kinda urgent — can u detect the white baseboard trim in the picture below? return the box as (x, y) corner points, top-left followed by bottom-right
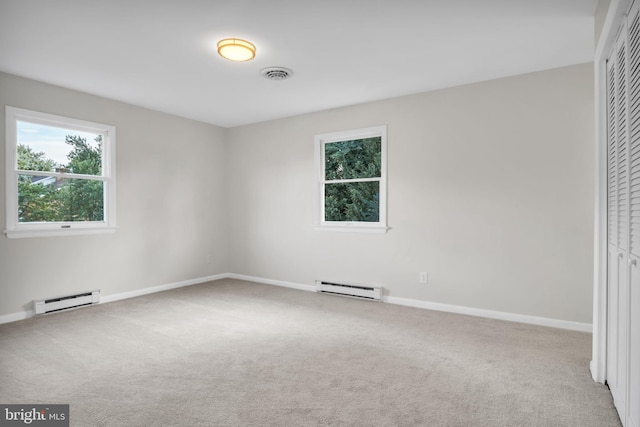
(100, 273), (228, 304)
(1, 273), (593, 333)
(0, 273), (228, 325)
(384, 295), (592, 333)
(0, 309), (35, 325)
(226, 273), (317, 292)
(226, 274), (592, 333)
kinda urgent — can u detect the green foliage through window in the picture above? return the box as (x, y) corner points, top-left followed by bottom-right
(324, 137), (382, 223)
(325, 137), (381, 180)
(17, 134), (104, 223)
(325, 182), (379, 222)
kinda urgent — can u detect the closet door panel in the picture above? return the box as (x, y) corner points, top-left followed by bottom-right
(607, 3), (640, 425)
(617, 32), (630, 419)
(607, 23), (630, 423)
(627, 3), (640, 425)
(629, 263), (640, 427)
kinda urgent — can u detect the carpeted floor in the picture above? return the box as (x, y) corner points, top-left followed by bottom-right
(0, 279), (621, 426)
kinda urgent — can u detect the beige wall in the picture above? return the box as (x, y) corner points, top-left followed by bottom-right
(0, 72), (229, 316)
(227, 63), (595, 323)
(595, 0), (612, 47)
(0, 63), (595, 324)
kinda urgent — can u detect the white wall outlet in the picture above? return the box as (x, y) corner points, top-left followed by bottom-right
(419, 272), (428, 284)
(206, 254), (213, 264)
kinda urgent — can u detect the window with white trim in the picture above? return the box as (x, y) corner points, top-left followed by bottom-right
(315, 125), (387, 233)
(4, 106), (116, 239)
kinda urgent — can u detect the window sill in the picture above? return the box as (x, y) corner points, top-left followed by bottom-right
(314, 224), (389, 234)
(4, 226), (117, 239)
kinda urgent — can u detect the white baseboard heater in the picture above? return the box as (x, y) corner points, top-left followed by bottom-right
(315, 280), (382, 301)
(34, 290), (100, 315)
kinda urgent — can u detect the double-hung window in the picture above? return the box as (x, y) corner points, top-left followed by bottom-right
(315, 125), (387, 233)
(4, 106), (116, 238)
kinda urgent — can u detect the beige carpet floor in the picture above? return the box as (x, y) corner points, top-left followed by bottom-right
(0, 279), (621, 426)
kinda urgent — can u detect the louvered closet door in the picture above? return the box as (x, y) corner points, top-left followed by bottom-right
(608, 3), (640, 426)
(607, 26), (630, 423)
(607, 40), (622, 419)
(627, 4), (640, 426)
(608, 26), (619, 376)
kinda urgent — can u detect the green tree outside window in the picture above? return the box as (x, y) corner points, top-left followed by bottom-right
(324, 137), (381, 222)
(17, 135), (104, 223)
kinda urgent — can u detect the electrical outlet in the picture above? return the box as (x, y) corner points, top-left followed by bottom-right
(419, 272), (428, 284)
(206, 254), (213, 264)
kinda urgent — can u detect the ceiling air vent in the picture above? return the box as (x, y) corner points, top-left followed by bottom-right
(260, 67), (294, 81)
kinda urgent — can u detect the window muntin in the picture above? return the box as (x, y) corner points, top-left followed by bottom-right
(315, 126), (387, 232)
(5, 106), (116, 238)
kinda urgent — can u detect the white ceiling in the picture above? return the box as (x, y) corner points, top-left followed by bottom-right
(0, 0), (597, 128)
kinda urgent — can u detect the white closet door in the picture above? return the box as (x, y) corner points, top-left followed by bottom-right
(626, 3), (640, 425)
(617, 27), (630, 423)
(607, 3), (640, 425)
(608, 40), (623, 416)
(608, 21), (631, 424)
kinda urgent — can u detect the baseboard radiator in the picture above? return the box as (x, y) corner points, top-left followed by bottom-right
(315, 280), (382, 301)
(34, 290), (100, 315)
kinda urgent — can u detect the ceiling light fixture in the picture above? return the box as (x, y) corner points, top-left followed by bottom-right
(217, 38), (256, 62)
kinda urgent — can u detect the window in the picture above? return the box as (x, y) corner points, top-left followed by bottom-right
(4, 106), (116, 239)
(315, 125), (387, 233)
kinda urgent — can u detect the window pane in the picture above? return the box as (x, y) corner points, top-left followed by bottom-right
(325, 182), (379, 222)
(17, 121), (103, 176)
(325, 137), (381, 180)
(18, 174), (104, 223)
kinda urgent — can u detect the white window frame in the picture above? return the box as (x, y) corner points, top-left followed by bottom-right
(4, 106), (117, 239)
(314, 125), (388, 233)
